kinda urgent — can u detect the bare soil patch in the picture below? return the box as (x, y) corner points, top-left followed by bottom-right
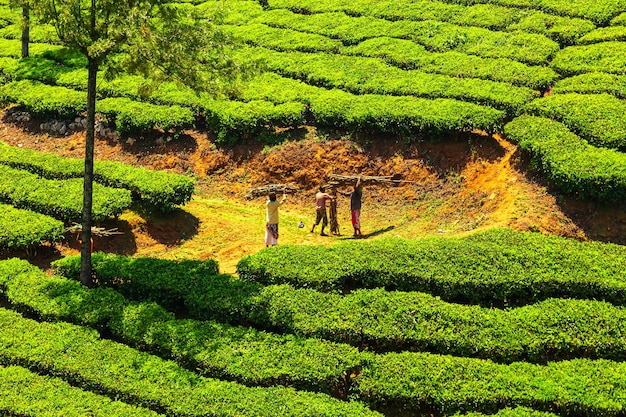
(2, 107), (625, 271)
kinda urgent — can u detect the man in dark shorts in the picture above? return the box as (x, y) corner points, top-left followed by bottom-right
(311, 186), (333, 236)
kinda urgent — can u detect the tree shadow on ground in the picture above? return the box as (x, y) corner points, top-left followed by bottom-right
(0, 245), (64, 271)
(138, 207), (200, 246)
(66, 218), (139, 256)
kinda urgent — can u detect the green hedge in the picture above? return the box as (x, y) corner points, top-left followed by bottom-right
(253, 9), (559, 65)
(504, 115), (626, 201)
(237, 228), (626, 304)
(504, 12), (595, 45)
(52, 253), (219, 311)
(0, 307), (380, 417)
(0, 202), (65, 249)
(612, 12), (626, 26)
(0, 56), (78, 84)
(307, 89), (505, 135)
(96, 97), (195, 134)
(242, 46), (537, 115)
(268, 0), (595, 45)
(2, 258), (364, 394)
(0, 22), (58, 43)
(577, 25), (626, 44)
(524, 93), (626, 150)
(552, 72), (626, 99)
(5, 259), (626, 416)
(237, 72), (506, 135)
(454, 408), (560, 417)
(341, 37), (558, 91)
(356, 351), (626, 416)
(202, 98), (307, 143)
(0, 164), (132, 222)
(0, 141), (194, 212)
(52, 253), (255, 324)
(0, 79), (192, 134)
(52, 246), (626, 363)
(433, 0), (625, 25)
(225, 23), (343, 53)
(551, 42), (626, 76)
(0, 79), (86, 118)
(238, 285), (626, 362)
(0, 364), (164, 417)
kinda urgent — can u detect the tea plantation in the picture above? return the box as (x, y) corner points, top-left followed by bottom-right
(1, 0), (626, 415)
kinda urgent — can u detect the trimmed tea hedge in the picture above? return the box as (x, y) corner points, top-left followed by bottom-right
(0, 141), (194, 212)
(0, 307), (381, 417)
(252, 9), (559, 65)
(51, 247), (626, 363)
(504, 115), (626, 201)
(6, 259), (626, 416)
(0, 79), (86, 118)
(307, 89), (505, 134)
(341, 37), (558, 91)
(578, 25), (626, 44)
(0, 80), (195, 134)
(0, 164), (132, 222)
(0, 56), (78, 84)
(2, 258), (365, 394)
(96, 97), (195, 134)
(613, 12), (626, 26)
(552, 72), (626, 99)
(356, 351), (626, 416)
(52, 253), (220, 311)
(202, 98), (307, 143)
(0, 364), (164, 417)
(429, 0), (626, 26)
(551, 42), (626, 76)
(242, 46), (537, 115)
(236, 72), (506, 134)
(237, 228), (626, 304)
(0, 202), (65, 249)
(454, 408), (560, 417)
(268, 0), (596, 45)
(225, 23), (343, 53)
(524, 93), (626, 150)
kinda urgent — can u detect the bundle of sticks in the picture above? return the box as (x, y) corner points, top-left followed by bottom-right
(325, 174), (404, 188)
(66, 224), (124, 237)
(245, 183), (299, 200)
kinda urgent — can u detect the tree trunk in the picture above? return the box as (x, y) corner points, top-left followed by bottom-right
(79, 57), (98, 287)
(21, 6), (29, 58)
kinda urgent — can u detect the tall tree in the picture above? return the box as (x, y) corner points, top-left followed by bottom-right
(31, 0), (243, 286)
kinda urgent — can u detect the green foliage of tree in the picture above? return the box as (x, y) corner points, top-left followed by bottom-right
(29, 0), (246, 286)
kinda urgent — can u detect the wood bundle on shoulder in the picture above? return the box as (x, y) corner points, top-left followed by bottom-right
(246, 183), (299, 200)
(66, 224), (123, 237)
(327, 174), (403, 188)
